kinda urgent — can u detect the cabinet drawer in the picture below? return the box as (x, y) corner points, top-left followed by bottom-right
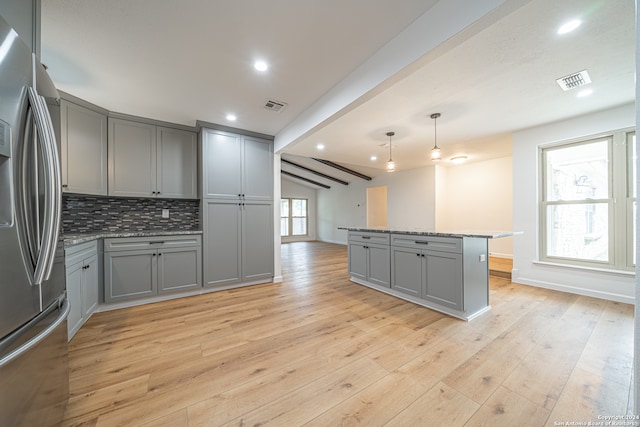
(104, 235), (202, 252)
(348, 232), (390, 246)
(391, 234), (462, 253)
(65, 240), (98, 267)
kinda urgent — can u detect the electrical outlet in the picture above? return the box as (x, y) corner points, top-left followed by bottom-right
(162, 209), (169, 218)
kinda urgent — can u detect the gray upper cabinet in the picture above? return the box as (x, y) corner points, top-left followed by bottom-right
(108, 118), (157, 197)
(243, 136), (273, 200)
(157, 126), (197, 199)
(60, 100), (108, 195)
(202, 131), (242, 199)
(202, 129), (273, 200)
(108, 118), (197, 199)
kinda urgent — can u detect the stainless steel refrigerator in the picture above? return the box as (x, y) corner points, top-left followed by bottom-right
(0, 13), (69, 427)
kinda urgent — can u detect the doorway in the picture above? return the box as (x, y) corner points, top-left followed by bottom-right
(366, 185), (388, 227)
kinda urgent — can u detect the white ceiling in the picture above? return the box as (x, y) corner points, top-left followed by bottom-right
(41, 0), (635, 183)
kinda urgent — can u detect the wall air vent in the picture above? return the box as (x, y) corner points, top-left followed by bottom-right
(264, 99), (287, 112)
(556, 70), (591, 91)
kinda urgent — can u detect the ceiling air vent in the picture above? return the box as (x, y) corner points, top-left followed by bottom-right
(556, 70), (591, 91)
(264, 99), (287, 112)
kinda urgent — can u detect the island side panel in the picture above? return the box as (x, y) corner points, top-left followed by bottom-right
(462, 237), (490, 314)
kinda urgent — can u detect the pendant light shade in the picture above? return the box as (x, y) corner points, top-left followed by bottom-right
(386, 131), (396, 172)
(430, 113), (441, 161)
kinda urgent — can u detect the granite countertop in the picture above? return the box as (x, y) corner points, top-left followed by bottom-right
(338, 226), (521, 239)
(63, 230), (203, 246)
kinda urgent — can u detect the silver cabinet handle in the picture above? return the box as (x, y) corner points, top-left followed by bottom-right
(0, 297), (69, 368)
(27, 87), (61, 285)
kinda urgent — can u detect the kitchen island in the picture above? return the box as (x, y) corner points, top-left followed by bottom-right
(340, 227), (518, 320)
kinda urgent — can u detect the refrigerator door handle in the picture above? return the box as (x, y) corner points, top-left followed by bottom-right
(26, 87), (61, 285)
(0, 296), (69, 368)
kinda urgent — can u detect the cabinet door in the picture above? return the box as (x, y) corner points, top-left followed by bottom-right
(202, 130), (242, 199)
(157, 127), (197, 199)
(391, 247), (422, 297)
(104, 250), (157, 302)
(203, 200), (241, 287)
(82, 254), (99, 319)
(61, 101), (108, 195)
(157, 247), (202, 294)
(66, 262), (84, 340)
(242, 202), (274, 281)
(108, 118), (157, 197)
(423, 251), (463, 310)
(348, 243), (367, 282)
(367, 244), (390, 288)
(243, 136), (273, 200)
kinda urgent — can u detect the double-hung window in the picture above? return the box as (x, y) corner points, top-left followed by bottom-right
(280, 198), (308, 237)
(540, 130), (635, 271)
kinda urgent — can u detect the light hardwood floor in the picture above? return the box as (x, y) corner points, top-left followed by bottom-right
(62, 241), (634, 426)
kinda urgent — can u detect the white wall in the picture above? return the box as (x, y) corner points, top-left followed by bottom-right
(317, 166), (436, 244)
(281, 178), (317, 242)
(512, 103), (636, 303)
(438, 156), (513, 258)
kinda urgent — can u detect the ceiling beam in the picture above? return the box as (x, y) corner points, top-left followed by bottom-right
(281, 158), (349, 186)
(281, 170), (331, 189)
(311, 158), (372, 181)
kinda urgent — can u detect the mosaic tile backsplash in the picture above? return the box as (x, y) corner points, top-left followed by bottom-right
(62, 194), (199, 234)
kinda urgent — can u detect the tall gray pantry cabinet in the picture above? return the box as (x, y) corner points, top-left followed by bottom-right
(201, 128), (274, 288)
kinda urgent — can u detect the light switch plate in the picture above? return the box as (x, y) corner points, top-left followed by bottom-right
(162, 209), (169, 218)
(479, 254), (486, 262)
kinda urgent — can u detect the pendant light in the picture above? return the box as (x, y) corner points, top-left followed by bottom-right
(386, 131), (396, 172)
(430, 113), (441, 161)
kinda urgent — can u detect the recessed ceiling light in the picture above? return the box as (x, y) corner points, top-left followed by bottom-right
(316, 144), (325, 150)
(226, 113), (237, 121)
(254, 60), (268, 72)
(558, 19), (581, 35)
(370, 155), (377, 161)
(450, 155), (467, 164)
(576, 89), (593, 98)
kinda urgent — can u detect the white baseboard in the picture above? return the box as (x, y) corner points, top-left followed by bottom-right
(488, 252), (513, 259)
(318, 239), (347, 246)
(513, 277), (634, 305)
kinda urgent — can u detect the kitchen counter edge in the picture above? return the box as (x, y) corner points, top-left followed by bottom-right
(63, 230), (203, 247)
(338, 227), (521, 239)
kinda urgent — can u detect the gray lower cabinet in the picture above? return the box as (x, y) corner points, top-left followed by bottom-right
(391, 246), (463, 309)
(348, 232), (390, 288)
(103, 235), (202, 303)
(65, 240), (100, 340)
(390, 247), (422, 297)
(391, 234), (464, 310)
(203, 199), (273, 288)
(423, 250), (463, 310)
(348, 230), (489, 320)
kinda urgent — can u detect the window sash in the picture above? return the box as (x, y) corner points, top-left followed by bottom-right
(539, 132), (635, 271)
(281, 198), (308, 237)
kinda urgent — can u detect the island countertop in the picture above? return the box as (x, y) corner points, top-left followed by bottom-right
(338, 227), (520, 239)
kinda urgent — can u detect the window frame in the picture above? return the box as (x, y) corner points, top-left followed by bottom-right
(280, 197), (309, 237)
(539, 129), (635, 272)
